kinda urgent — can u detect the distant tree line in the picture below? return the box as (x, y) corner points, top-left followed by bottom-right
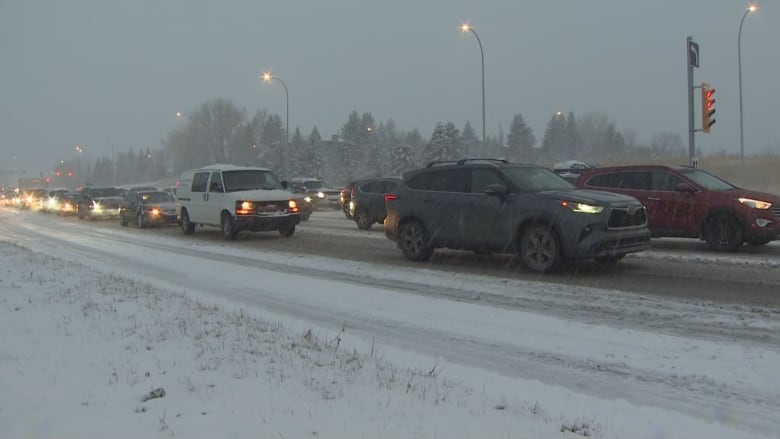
(51, 98), (691, 187)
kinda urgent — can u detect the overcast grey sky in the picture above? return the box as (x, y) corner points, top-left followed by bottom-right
(2, 0), (778, 178)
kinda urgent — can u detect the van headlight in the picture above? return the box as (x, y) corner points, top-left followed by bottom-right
(236, 201), (254, 215)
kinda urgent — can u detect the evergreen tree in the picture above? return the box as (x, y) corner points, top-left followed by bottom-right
(541, 113), (568, 161)
(423, 122), (463, 164)
(260, 114), (285, 175)
(388, 143), (417, 176)
(506, 113), (536, 162)
(287, 127), (306, 178)
(303, 126), (325, 178)
(462, 120), (481, 157)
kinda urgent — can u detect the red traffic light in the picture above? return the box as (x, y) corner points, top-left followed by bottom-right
(701, 82), (716, 133)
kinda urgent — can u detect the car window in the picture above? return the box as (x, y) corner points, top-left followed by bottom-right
(588, 171), (650, 190)
(360, 181), (383, 193)
(141, 192), (174, 203)
(470, 168), (504, 193)
(209, 172), (224, 193)
(649, 171), (684, 191)
(428, 169), (468, 192)
(191, 172), (209, 192)
(381, 180), (399, 192)
(678, 168), (737, 190)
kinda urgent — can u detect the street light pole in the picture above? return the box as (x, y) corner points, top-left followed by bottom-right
(738, 4), (758, 175)
(263, 72), (289, 145)
(461, 24), (486, 146)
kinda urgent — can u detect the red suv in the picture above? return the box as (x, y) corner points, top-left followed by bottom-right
(575, 165), (780, 252)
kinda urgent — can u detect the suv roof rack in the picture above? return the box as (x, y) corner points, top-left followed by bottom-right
(424, 158), (510, 168)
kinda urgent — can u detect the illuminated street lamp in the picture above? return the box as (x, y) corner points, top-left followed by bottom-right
(461, 23), (486, 145)
(262, 71), (289, 145)
(75, 145), (84, 153)
(738, 3), (758, 173)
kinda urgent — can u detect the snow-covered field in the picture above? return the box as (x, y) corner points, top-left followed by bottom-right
(1, 209), (779, 438)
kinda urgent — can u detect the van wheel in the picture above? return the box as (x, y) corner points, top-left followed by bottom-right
(278, 224), (295, 237)
(704, 213), (742, 252)
(221, 211), (237, 240)
(355, 210), (372, 230)
(180, 209), (195, 235)
(399, 220), (434, 262)
(519, 224), (562, 273)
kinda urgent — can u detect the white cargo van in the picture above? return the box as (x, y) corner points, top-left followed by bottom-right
(176, 164), (301, 240)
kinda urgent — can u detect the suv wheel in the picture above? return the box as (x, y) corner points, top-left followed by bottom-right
(343, 208), (353, 220)
(519, 224), (562, 273)
(355, 210), (372, 230)
(180, 208), (195, 235)
(399, 220), (434, 262)
(704, 213), (743, 252)
(221, 211), (237, 241)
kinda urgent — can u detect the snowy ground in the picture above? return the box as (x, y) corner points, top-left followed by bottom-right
(1, 209), (779, 438)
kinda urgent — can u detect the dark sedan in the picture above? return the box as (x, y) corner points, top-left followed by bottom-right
(119, 190), (177, 228)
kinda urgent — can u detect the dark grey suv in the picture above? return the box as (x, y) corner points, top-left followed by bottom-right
(384, 159), (651, 273)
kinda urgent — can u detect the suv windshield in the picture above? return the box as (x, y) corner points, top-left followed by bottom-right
(222, 170), (282, 192)
(678, 168), (737, 191)
(503, 167), (575, 192)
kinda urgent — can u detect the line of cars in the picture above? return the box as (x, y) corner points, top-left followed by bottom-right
(8, 159), (778, 274)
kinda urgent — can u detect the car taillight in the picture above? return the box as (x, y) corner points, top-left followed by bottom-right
(385, 193), (398, 202)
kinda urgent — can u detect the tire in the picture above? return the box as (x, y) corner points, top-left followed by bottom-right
(355, 210), (372, 230)
(398, 220), (434, 262)
(519, 224), (562, 273)
(594, 254), (625, 264)
(180, 208), (195, 235)
(704, 213), (743, 252)
(343, 207), (353, 220)
(119, 211), (128, 226)
(221, 211), (237, 241)
(278, 224), (296, 237)
(137, 212), (146, 229)
(78, 205), (85, 220)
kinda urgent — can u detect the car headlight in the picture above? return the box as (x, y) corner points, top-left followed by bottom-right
(150, 208), (160, 216)
(303, 196), (312, 203)
(92, 201), (102, 211)
(288, 199), (299, 213)
(236, 201), (254, 215)
(738, 197), (772, 209)
(316, 191), (325, 199)
(561, 200), (604, 214)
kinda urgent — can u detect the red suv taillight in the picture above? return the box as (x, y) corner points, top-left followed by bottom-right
(385, 193), (398, 202)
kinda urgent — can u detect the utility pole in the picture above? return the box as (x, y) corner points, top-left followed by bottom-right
(687, 37), (699, 166)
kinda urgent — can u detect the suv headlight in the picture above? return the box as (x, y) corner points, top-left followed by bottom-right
(316, 191), (325, 199)
(738, 197), (772, 209)
(561, 200), (604, 214)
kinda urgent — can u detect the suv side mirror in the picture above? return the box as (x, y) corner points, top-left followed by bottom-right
(484, 184), (508, 200)
(280, 180), (288, 189)
(675, 182), (695, 193)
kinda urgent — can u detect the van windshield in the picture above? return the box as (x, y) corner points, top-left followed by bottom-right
(222, 170), (283, 192)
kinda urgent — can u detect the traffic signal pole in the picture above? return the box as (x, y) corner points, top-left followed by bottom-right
(687, 37), (696, 167)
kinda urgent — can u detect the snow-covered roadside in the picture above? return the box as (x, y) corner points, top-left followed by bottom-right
(1, 237), (775, 439)
(0, 242), (596, 438)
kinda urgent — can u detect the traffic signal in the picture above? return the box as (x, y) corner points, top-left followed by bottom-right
(701, 82), (716, 133)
